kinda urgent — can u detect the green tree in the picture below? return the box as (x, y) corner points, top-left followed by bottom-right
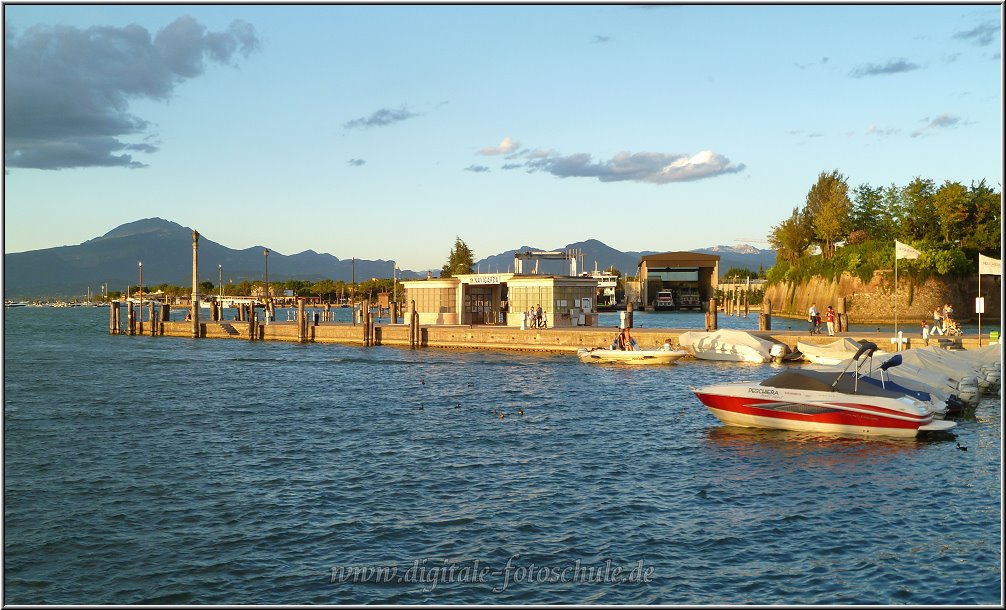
(900, 177), (937, 241)
(311, 279), (340, 301)
(851, 183), (885, 238)
(722, 267), (756, 281)
(881, 182), (907, 240)
(440, 236), (475, 278)
(804, 169), (851, 259)
(932, 180), (969, 245)
(962, 179), (1002, 253)
(769, 206), (814, 264)
(199, 280), (215, 294)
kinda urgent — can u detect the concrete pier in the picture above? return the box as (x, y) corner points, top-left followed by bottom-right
(149, 318), (992, 353)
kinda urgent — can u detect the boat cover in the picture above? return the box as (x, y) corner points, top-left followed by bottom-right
(798, 337), (885, 363)
(877, 349), (974, 383)
(677, 329), (778, 362)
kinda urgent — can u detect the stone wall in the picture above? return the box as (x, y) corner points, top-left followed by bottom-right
(763, 271), (1001, 323)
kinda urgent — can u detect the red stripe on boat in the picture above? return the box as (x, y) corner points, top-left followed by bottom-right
(694, 393), (924, 430)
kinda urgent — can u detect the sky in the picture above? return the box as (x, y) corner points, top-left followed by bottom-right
(3, 3), (1002, 272)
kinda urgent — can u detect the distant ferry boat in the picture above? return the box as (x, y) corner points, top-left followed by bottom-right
(5, 301), (29, 307)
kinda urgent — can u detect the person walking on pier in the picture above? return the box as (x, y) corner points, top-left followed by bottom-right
(825, 306), (836, 336)
(808, 303), (819, 335)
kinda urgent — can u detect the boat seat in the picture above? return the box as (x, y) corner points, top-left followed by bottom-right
(760, 370), (905, 398)
(760, 370), (835, 392)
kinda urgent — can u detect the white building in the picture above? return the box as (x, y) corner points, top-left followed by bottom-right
(401, 250), (601, 327)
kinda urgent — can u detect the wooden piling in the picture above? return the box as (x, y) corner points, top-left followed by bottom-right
(149, 301), (157, 335)
(366, 299), (374, 346)
(705, 298), (717, 331)
(127, 305), (136, 335)
(743, 289), (749, 318)
(297, 299), (306, 342)
(626, 301), (634, 328)
(109, 301), (119, 334)
(409, 300), (417, 348)
(837, 297), (848, 333)
(759, 299), (772, 331)
(191, 230), (200, 338)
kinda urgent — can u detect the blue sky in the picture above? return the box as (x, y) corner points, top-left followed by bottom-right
(3, 4), (1002, 272)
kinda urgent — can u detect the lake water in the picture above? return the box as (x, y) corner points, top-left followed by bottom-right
(3, 307), (1001, 604)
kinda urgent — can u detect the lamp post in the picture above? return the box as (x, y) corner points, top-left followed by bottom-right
(218, 264), (223, 300)
(263, 248), (269, 319)
(138, 260), (143, 335)
(393, 261), (398, 310)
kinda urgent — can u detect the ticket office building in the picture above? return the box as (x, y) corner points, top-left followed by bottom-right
(402, 273), (600, 327)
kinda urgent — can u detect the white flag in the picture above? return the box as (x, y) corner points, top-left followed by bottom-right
(895, 240), (921, 260)
(978, 253), (1002, 276)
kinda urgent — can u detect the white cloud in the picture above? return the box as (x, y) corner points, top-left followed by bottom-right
(523, 149), (745, 184)
(478, 136), (520, 156)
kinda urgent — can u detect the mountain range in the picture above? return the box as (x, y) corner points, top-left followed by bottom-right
(2, 218), (776, 299)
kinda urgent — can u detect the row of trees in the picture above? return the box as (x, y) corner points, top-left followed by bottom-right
(769, 171), (1001, 283)
(134, 277), (398, 302)
(771, 171), (1001, 262)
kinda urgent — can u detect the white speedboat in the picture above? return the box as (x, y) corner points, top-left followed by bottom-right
(693, 342), (956, 438)
(577, 347), (688, 365)
(678, 329), (790, 363)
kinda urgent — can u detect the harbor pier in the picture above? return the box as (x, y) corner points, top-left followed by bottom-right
(149, 316), (990, 354)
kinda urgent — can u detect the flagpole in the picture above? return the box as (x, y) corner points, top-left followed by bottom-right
(894, 246), (898, 342)
(977, 254), (981, 348)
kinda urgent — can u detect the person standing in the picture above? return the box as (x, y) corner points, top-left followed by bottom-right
(933, 306), (944, 335)
(921, 320), (930, 346)
(825, 306), (836, 336)
(808, 303), (819, 334)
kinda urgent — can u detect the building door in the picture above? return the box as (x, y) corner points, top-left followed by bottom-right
(465, 286), (497, 325)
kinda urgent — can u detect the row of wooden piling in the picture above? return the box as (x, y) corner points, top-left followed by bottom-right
(701, 298), (776, 332)
(108, 300), (171, 335)
(722, 289), (751, 317)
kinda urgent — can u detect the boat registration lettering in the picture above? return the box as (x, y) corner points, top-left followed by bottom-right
(748, 388), (779, 396)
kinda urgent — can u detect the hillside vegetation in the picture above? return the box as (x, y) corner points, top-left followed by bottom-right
(767, 172), (1000, 286)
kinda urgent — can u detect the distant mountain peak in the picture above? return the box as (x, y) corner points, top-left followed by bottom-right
(700, 244), (765, 255)
(98, 217), (189, 240)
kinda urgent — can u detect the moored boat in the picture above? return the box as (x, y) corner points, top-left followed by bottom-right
(577, 347), (687, 365)
(653, 290), (675, 311)
(678, 329), (791, 363)
(692, 342), (955, 438)
(798, 337), (890, 365)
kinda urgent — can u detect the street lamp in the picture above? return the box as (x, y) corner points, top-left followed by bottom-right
(138, 260), (143, 335)
(218, 264), (223, 300)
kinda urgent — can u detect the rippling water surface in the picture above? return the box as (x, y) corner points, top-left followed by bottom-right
(3, 307), (1001, 604)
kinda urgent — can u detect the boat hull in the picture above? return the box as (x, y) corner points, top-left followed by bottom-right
(693, 383), (949, 438)
(578, 348), (687, 365)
